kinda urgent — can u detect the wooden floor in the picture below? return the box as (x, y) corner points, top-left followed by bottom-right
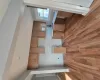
(28, 21), (46, 69)
(62, 1), (100, 80)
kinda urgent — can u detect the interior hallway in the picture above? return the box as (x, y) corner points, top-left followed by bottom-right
(28, 21), (66, 69)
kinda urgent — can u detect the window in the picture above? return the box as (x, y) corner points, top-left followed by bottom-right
(37, 8), (49, 19)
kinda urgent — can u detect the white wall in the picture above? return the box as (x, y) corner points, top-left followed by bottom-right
(0, 0), (12, 24)
(0, 0), (24, 79)
(17, 71), (33, 80)
(49, 0), (93, 7)
(0, 0), (34, 79)
(8, 7), (34, 80)
(25, 73), (33, 80)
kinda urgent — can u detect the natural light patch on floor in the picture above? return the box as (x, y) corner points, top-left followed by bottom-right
(38, 26), (64, 67)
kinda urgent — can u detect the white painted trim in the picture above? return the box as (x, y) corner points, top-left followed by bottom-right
(24, 0), (89, 15)
(30, 66), (69, 75)
(52, 11), (58, 25)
